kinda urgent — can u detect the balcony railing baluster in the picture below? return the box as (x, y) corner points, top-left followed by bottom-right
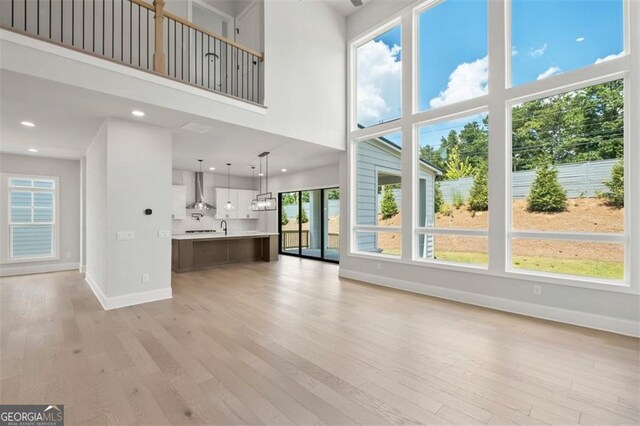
(2, 0), (263, 104)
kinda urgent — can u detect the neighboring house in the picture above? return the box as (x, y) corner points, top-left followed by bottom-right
(356, 134), (441, 257)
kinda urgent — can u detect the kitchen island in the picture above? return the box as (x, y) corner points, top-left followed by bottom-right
(172, 232), (279, 273)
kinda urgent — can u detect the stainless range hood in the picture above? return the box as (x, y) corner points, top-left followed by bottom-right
(186, 161), (215, 210)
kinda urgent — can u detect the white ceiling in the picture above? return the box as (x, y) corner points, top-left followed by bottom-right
(0, 71), (342, 177)
(323, 0), (371, 17)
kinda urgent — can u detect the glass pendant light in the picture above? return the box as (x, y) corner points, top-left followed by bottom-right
(224, 163), (234, 211)
(250, 166), (258, 211)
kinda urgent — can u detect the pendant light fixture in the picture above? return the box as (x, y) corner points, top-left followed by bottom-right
(250, 166), (258, 211)
(251, 152), (277, 211)
(224, 163), (234, 211)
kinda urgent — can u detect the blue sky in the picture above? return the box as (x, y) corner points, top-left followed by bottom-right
(358, 0), (623, 127)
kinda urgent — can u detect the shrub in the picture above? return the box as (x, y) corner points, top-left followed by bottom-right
(380, 185), (399, 219)
(434, 181), (444, 213)
(527, 160), (567, 212)
(281, 210), (289, 226)
(453, 191), (465, 209)
(440, 203), (453, 217)
(297, 208), (309, 224)
(468, 162), (488, 212)
(601, 160), (624, 207)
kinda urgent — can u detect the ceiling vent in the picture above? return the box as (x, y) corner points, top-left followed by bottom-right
(181, 122), (211, 133)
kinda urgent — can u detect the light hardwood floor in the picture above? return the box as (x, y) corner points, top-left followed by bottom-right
(1, 257), (638, 425)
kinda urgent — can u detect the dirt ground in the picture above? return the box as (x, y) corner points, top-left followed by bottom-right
(377, 198), (624, 262)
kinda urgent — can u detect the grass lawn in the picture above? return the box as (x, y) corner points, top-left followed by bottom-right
(434, 251), (624, 280)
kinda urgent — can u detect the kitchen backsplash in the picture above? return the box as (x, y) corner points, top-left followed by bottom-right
(172, 209), (258, 234)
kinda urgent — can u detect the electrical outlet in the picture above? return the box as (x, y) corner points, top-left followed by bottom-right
(65, 252), (71, 259)
(157, 230), (171, 238)
(141, 274), (149, 283)
(377, 262), (382, 270)
(533, 285), (542, 295)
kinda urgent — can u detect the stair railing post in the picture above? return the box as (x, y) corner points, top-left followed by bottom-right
(153, 0), (165, 73)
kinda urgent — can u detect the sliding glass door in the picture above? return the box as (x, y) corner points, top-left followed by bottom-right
(279, 187), (340, 263)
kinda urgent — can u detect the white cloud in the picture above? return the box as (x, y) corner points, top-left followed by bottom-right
(576, 37), (585, 42)
(512, 46), (518, 56)
(536, 66), (561, 80)
(429, 56), (488, 109)
(594, 51), (624, 64)
(356, 40), (402, 127)
(530, 43), (548, 58)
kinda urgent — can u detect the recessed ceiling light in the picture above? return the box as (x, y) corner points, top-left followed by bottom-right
(28, 148), (38, 153)
(209, 167), (215, 171)
(21, 121), (36, 127)
(131, 110), (145, 117)
(281, 169), (287, 172)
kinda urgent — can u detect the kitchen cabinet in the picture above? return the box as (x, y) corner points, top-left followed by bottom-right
(214, 188), (258, 219)
(172, 185), (186, 219)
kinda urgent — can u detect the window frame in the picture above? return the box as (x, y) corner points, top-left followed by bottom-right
(347, 0), (639, 294)
(3, 173), (60, 263)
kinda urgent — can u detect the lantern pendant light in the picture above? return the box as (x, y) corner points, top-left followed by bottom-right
(251, 152), (277, 211)
(224, 163), (234, 211)
(250, 166), (258, 211)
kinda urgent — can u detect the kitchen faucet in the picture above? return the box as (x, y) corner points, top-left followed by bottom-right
(220, 220), (228, 236)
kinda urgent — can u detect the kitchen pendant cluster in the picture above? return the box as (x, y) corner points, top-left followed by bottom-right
(251, 152), (277, 211)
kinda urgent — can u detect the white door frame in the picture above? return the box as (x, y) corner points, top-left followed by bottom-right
(187, 0), (234, 38)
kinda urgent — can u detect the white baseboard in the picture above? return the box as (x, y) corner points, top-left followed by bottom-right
(84, 273), (172, 310)
(339, 269), (640, 338)
(85, 272), (108, 309)
(0, 262), (80, 277)
(105, 287), (172, 310)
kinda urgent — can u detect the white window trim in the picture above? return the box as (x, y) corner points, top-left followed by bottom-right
(2, 173), (60, 264)
(347, 0), (639, 294)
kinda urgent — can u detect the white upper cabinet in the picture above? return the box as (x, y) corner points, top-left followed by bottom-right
(172, 185), (187, 219)
(214, 188), (258, 219)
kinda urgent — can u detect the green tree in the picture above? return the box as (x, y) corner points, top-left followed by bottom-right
(297, 208), (309, 224)
(327, 189), (340, 200)
(468, 161), (488, 212)
(527, 159), (567, 212)
(601, 160), (624, 208)
(380, 186), (399, 219)
(282, 193), (297, 205)
(434, 181), (444, 214)
(281, 210), (289, 225)
(444, 146), (475, 180)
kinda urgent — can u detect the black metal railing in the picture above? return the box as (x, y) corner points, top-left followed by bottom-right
(1, 0), (264, 104)
(163, 13), (262, 104)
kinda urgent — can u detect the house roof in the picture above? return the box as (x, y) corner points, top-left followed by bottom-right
(357, 125), (443, 175)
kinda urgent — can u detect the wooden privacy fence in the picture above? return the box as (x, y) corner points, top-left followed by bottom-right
(281, 230), (309, 250)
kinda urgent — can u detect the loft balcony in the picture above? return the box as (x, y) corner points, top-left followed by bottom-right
(0, 0), (264, 105)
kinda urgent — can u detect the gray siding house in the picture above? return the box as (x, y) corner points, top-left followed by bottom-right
(356, 135), (441, 257)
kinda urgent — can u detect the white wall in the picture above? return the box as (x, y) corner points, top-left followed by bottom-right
(85, 118), (172, 309)
(258, 162), (341, 234)
(263, 0), (346, 150)
(86, 122), (108, 292)
(0, 153), (81, 276)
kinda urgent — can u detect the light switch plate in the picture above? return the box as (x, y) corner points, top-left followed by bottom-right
(116, 231), (134, 240)
(158, 230), (171, 238)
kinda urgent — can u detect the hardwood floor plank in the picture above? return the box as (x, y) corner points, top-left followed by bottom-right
(0, 258), (637, 426)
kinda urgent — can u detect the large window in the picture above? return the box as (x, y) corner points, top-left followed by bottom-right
(511, 0), (623, 86)
(509, 80), (625, 280)
(417, 112), (489, 266)
(349, 0), (636, 291)
(417, 0), (488, 111)
(6, 176), (58, 261)
(356, 24), (402, 128)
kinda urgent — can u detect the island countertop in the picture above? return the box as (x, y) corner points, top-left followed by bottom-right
(172, 231), (278, 241)
(171, 232), (279, 273)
